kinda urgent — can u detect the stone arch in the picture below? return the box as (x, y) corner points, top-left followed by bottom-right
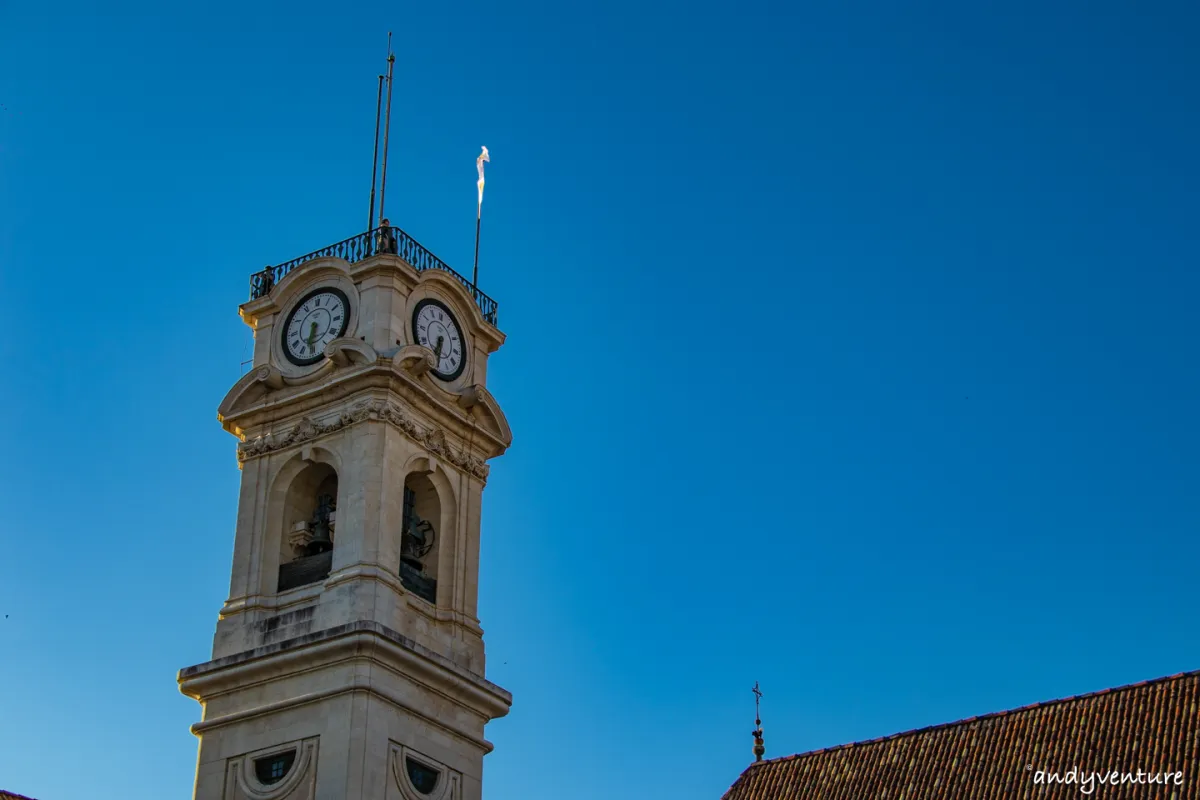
(261, 445), (343, 596)
(397, 457), (458, 606)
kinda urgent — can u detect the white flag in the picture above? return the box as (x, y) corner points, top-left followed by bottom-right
(477, 146), (490, 206)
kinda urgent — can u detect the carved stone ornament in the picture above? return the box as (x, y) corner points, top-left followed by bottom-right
(236, 398), (490, 480)
(424, 428), (447, 455)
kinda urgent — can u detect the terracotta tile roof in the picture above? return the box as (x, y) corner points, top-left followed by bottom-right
(723, 669), (1200, 800)
(0, 791), (39, 800)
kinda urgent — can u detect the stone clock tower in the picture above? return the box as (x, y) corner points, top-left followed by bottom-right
(178, 226), (513, 800)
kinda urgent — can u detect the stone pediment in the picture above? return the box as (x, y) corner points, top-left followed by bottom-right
(219, 357), (511, 457)
(454, 384), (511, 447)
(218, 365), (285, 424)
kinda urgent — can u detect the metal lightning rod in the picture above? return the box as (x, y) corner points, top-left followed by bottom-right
(367, 73), (383, 232)
(378, 32), (395, 226)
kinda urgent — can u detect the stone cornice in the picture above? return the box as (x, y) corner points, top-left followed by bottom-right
(237, 396), (490, 481)
(221, 361), (510, 456)
(178, 620), (512, 723)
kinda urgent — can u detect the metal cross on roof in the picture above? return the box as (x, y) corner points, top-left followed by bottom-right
(751, 682), (766, 762)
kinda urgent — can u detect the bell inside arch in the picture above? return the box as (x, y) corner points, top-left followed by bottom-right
(401, 515), (435, 570)
(306, 493), (336, 555)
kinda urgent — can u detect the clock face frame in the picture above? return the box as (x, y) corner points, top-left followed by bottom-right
(411, 299), (467, 381)
(280, 286), (351, 367)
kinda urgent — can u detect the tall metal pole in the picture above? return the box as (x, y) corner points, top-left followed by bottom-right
(472, 206), (482, 286)
(473, 146), (489, 287)
(367, 74), (383, 232)
(378, 32), (395, 226)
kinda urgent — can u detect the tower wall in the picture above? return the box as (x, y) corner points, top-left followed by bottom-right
(180, 251), (511, 800)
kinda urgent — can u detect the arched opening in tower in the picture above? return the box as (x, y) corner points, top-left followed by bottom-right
(399, 472), (440, 604)
(277, 463), (339, 592)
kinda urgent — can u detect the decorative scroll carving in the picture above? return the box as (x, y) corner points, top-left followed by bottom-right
(324, 337), (378, 367)
(237, 398), (490, 480)
(393, 344), (437, 376)
(455, 385), (484, 409)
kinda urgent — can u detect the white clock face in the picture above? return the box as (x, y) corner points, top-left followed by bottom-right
(281, 288), (350, 366)
(412, 299), (466, 380)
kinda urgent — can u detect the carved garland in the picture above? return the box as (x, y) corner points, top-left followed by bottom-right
(237, 398), (490, 480)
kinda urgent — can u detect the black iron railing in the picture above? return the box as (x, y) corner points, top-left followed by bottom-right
(249, 226), (498, 326)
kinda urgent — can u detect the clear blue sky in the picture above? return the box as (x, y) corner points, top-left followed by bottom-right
(1, 1), (1198, 798)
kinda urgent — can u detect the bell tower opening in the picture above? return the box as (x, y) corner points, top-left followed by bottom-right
(277, 463), (339, 592)
(399, 472), (440, 604)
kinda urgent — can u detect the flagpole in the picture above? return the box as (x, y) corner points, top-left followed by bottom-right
(472, 203), (482, 286)
(473, 146), (489, 287)
(367, 73), (383, 232)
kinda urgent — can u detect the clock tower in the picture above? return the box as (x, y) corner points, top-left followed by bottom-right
(178, 225), (513, 800)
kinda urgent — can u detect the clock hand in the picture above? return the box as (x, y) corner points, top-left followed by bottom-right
(306, 321), (319, 354)
(434, 335), (444, 363)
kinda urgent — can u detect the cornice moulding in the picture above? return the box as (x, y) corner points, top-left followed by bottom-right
(192, 679), (498, 756)
(222, 364), (510, 456)
(235, 396), (491, 481)
(178, 620), (512, 720)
